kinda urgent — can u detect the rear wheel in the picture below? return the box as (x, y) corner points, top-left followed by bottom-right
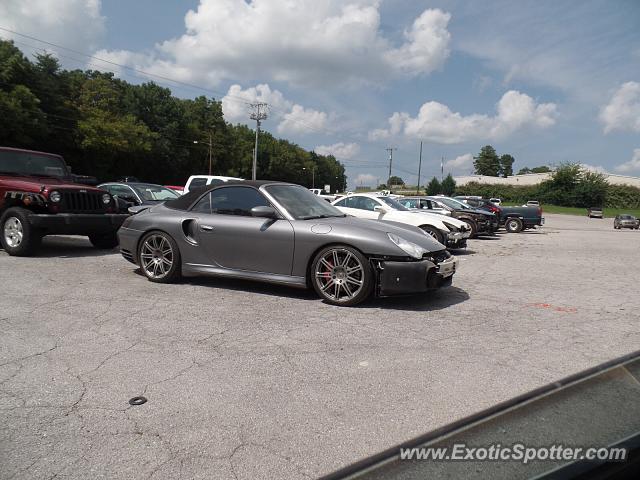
(0, 207), (42, 256)
(505, 217), (523, 233)
(419, 225), (445, 245)
(310, 245), (373, 306)
(89, 232), (119, 249)
(138, 231), (181, 283)
(461, 218), (477, 238)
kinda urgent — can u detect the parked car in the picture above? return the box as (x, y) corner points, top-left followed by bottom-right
(309, 188), (337, 202)
(164, 185), (185, 195)
(184, 175), (244, 194)
(587, 207), (603, 218)
(397, 196), (450, 216)
(426, 196), (499, 237)
(331, 193), (471, 248)
(523, 200), (540, 207)
(0, 147), (127, 255)
(98, 182), (181, 212)
(117, 181), (458, 306)
(489, 198), (502, 206)
(499, 205), (544, 232)
(613, 214), (639, 230)
(453, 196), (502, 215)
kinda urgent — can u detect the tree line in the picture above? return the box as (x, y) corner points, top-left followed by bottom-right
(456, 164), (640, 208)
(0, 40), (346, 190)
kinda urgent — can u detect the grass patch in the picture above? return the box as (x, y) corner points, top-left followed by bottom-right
(501, 203), (640, 218)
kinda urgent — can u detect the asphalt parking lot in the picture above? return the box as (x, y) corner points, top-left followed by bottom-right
(1, 213), (639, 479)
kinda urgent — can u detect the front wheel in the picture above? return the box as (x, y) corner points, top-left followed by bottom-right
(505, 217), (523, 233)
(419, 225), (445, 245)
(310, 245), (373, 306)
(461, 219), (477, 238)
(0, 207), (42, 256)
(138, 231), (182, 283)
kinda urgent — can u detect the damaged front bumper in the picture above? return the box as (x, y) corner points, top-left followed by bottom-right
(446, 230), (469, 248)
(374, 254), (458, 297)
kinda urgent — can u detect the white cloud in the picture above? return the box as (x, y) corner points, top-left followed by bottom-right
(383, 9), (451, 76)
(614, 149), (640, 174)
(445, 153), (474, 170)
(221, 84), (329, 136)
(0, 0), (105, 54)
(370, 90), (557, 144)
(315, 142), (360, 160)
(600, 82), (640, 134)
(354, 173), (377, 186)
(91, 1), (451, 88)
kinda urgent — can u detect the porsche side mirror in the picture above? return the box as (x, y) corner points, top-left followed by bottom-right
(251, 206), (277, 218)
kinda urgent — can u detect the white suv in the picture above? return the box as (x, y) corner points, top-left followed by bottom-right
(183, 175), (244, 193)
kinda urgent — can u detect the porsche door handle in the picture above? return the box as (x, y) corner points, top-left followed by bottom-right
(200, 225), (214, 231)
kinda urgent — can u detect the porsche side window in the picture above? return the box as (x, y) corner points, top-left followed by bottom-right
(210, 187), (269, 216)
(191, 193), (211, 213)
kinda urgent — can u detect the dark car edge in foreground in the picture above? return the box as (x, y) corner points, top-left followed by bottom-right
(117, 181), (458, 306)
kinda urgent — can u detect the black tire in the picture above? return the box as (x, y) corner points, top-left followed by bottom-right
(419, 225), (445, 245)
(89, 232), (119, 249)
(0, 207), (42, 256)
(461, 218), (478, 238)
(310, 245), (373, 306)
(505, 217), (523, 233)
(138, 231), (182, 283)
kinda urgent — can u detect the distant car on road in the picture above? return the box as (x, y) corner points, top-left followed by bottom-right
(613, 214), (639, 230)
(587, 207), (603, 218)
(184, 175), (243, 194)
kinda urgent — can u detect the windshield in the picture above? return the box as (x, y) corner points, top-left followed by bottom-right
(0, 150), (69, 178)
(378, 196), (410, 211)
(131, 183), (181, 201)
(438, 197), (471, 210)
(265, 184), (345, 220)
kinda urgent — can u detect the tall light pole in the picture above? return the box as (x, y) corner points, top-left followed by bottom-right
(193, 132), (213, 175)
(249, 102), (268, 180)
(302, 165), (316, 189)
(417, 141), (423, 195)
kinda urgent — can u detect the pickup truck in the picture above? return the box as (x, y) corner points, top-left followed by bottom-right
(499, 205), (544, 232)
(0, 147), (127, 256)
(309, 188), (336, 202)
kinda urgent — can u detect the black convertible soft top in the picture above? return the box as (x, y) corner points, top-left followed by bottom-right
(164, 180), (290, 211)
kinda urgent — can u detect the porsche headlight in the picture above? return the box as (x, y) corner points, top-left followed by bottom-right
(49, 191), (62, 203)
(102, 193), (112, 204)
(387, 233), (427, 259)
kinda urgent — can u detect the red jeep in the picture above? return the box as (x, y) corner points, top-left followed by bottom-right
(0, 147), (128, 256)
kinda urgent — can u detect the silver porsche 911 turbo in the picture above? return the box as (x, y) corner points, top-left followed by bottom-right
(117, 181), (458, 306)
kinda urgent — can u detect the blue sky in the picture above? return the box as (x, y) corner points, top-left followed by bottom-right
(1, 0), (639, 188)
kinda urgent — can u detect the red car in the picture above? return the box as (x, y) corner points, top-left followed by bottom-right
(0, 147), (128, 256)
(164, 185), (185, 195)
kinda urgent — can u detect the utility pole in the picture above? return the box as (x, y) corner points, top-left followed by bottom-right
(193, 133), (214, 175)
(417, 141), (423, 195)
(385, 147), (396, 185)
(249, 102), (268, 180)
(441, 156), (444, 183)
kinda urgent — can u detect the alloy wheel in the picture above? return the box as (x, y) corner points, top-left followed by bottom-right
(3, 217), (23, 248)
(314, 248), (364, 303)
(140, 234), (173, 279)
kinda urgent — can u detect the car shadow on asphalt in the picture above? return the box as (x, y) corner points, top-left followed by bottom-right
(28, 236), (118, 258)
(362, 286), (469, 311)
(450, 248), (476, 255)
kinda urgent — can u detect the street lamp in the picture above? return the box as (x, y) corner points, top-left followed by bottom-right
(302, 166), (316, 189)
(193, 132), (213, 175)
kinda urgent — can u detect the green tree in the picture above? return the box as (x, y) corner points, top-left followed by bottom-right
(426, 177), (441, 195)
(531, 165), (552, 173)
(473, 145), (501, 176)
(388, 175), (404, 186)
(575, 170), (608, 208)
(517, 167), (532, 174)
(441, 174), (456, 196)
(499, 154), (515, 177)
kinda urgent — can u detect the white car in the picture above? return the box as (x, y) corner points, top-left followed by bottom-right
(184, 175), (244, 194)
(309, 188), (337, 202)
(332, 193), (471, 248)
